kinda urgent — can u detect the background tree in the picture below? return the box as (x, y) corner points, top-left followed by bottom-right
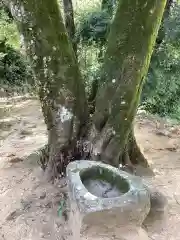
(4, 0), (167, 181)
(156, 0), (175, 48)
(101, 0), (116, 17)
(62, 0), (77, 56)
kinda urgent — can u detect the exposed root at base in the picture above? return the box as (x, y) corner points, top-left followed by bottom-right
(38, 140), (92, 181)
(38, 133), (151, 181)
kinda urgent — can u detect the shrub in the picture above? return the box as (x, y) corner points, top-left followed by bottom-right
(142, 3), (180, 117)
(0, 7), (20, 48)
(0, 39), (34, 89)
(76, 10), (111, 45)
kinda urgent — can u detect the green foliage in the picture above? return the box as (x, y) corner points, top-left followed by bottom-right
(75, 8), (109, 97)
(76, 10), (111, 45)
(0, 8), (20, 48)
(142, 3), (180, 117)
(78, 43), (102, 95)
(0, 39), (34, 88)
(0, 4), (13, 22)
(0, 7), (34, 92)
(101, 0), (117, 17)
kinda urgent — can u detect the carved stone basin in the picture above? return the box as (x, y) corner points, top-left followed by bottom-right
(67, 160), (150, 232)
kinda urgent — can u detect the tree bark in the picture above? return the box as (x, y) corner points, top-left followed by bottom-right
(5, 0), (88, 180)
(62, 0), (77, 57)
(91, 0), (167, 167)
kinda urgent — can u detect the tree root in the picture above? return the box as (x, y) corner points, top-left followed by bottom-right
(38, 144), (49, 171)
(120, 131), (150, 175)
(38, 139), (92, 181)
(38, 130), (151, 181)
(128, 131), (149, 168)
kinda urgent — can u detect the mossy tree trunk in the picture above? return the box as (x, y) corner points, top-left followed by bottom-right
(5, 0), (88, 180)
(91, 0), (167, 167)
(4, 0), (167, 180)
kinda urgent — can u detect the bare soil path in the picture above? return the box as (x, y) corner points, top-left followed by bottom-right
(0, 97), (180, 240)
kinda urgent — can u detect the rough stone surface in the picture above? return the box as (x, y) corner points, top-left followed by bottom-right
(66, 160), (150, 229)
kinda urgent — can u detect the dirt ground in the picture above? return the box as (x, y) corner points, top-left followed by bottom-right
(0, 97), (180, 240)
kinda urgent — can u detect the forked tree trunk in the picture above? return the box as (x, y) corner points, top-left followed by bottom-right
(4, 0), (167, 180)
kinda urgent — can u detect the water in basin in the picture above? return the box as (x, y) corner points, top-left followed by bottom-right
(80, 166), (130, 198)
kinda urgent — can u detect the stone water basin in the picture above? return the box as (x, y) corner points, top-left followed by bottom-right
(67, 160), (150, 229)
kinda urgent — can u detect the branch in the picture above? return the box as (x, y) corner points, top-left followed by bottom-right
(62, 0), (77, 57)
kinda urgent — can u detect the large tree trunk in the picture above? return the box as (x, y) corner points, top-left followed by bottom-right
(91, 0), (167, 167)
(5, 0), (88, 180)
